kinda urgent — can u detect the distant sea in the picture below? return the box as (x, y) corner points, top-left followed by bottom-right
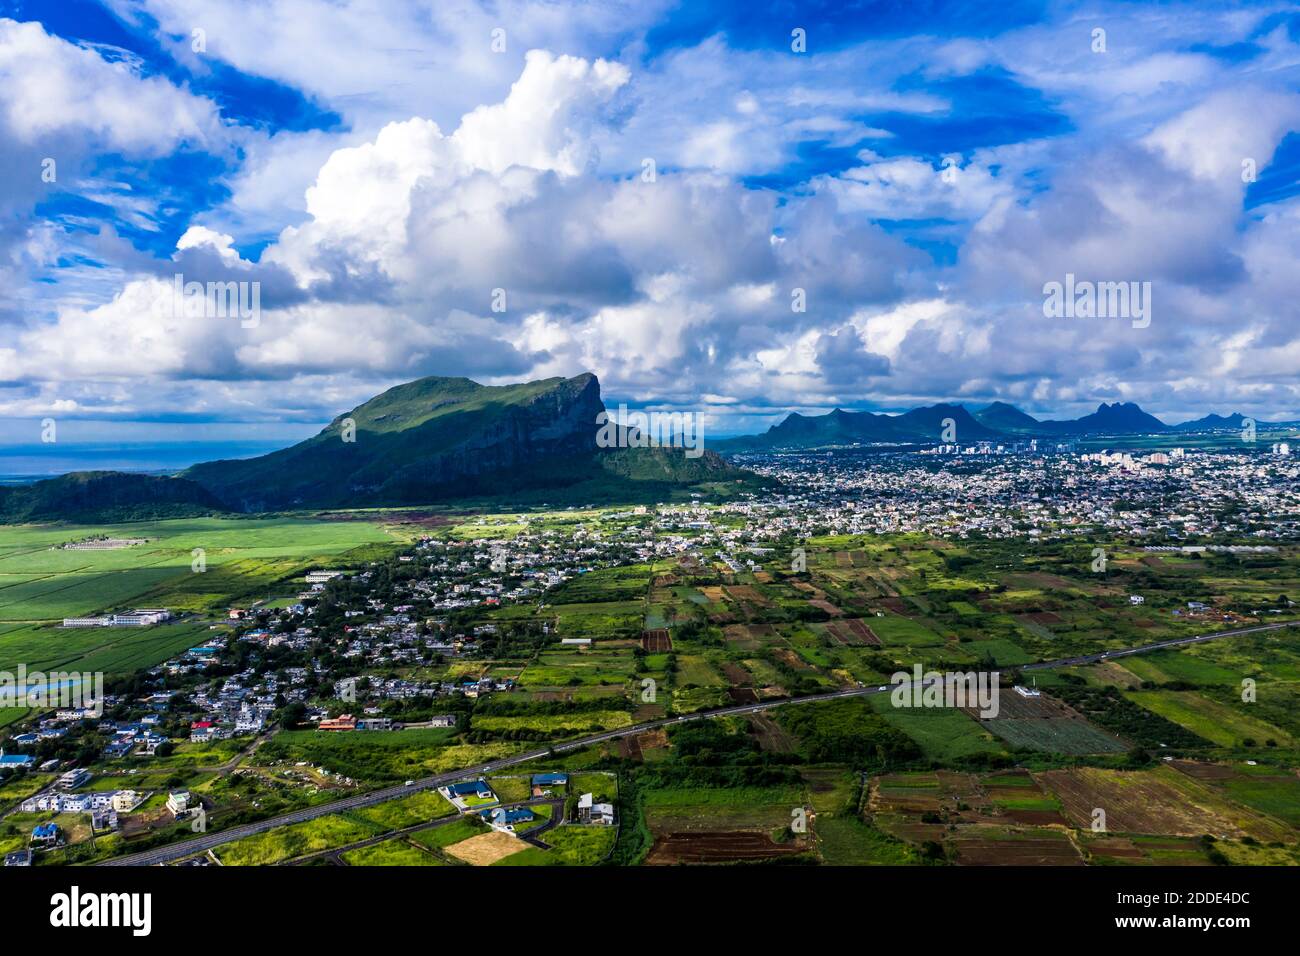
(0, 441), (291, 485)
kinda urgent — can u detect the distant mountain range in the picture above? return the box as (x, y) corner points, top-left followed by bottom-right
(3, 374), (755, 520)
(8, 379), (1297, 521)
(717, 400), (1299, 452)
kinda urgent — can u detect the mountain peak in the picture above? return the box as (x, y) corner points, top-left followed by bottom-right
(184, 372), (743, 510)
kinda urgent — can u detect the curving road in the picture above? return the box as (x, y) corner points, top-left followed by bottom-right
(99, 617), (1299, 866)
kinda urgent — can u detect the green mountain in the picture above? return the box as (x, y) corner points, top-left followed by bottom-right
(972, 401), (1043, 433)
(185, 373), (754, 510)
(0, 471), (227, 523)
(718, 398), (1187, 452)
(1037, 402), (1170, 435)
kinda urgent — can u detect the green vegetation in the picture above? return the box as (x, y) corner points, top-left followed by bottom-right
(341, 837), (446, 866)
(256, 729), (523, 784)
(215, 815), (380, 866)
(497, 824), (616, 865)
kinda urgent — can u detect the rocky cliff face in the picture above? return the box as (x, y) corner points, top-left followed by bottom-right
(185, 372), (632, 509)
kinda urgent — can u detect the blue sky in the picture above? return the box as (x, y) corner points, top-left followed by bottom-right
(1, 0), (1299, 451)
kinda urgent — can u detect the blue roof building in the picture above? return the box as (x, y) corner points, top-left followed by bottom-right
(446, 780), (493, 798)
(482, 807), (535, 826)
(532, 773), (568, 786)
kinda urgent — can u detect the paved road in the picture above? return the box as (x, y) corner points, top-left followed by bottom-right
(100, 617), (1299, 866)
(1021, 620), (1300, 670)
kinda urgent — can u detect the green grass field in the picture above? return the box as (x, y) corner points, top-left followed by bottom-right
(868, 696), (1007, 761)
(0, 515), (404, 622)
(341, 837), (446, 866)
(495, 824), (616, 865)
(1127, 690), (1293, 748)
(256, 729), (526, 783)
(215, 814), (381, 865)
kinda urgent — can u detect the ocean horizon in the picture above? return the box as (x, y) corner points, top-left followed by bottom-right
(0, 440), (293, 483)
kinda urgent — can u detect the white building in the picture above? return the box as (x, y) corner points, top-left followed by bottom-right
(62, 608), (172, 628)
(577, 792), (615, 825)
(57, 768), (90, 790)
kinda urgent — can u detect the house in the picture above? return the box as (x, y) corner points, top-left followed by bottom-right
(427, 714), (457, 728)
(0, 752), (34, 770)
(439, 779), (496, 809)
(318, 714), (357, 732)
(90, 809), (118, 832)
(577, 793), (614, 825)
(1129, 595), (1145, 605)
(166, 791), (191, 817)
(30, 823), (61, 846)
(532, 772), (567, 796)
(482, 806), (535, 831)
(4, 849), (32, 866)
(445, 780), (493, 799)
(111, 790), (140, 812)
(234, 714), (265, 734)
(356, 717), (392, 731)
(57, 768), (91, 790)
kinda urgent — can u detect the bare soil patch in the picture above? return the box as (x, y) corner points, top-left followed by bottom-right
(646, 830), (808, 864)
(641, 629), (672, 652)
(445, 830), (528, 866)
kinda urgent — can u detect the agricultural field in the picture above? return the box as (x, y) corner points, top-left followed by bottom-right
(640, 785), (813, 865)
(3, 506), (1299, 869)
(0, 515), (406, 682)
(1036, 765), (1294, 843)
(0, 515), (406, 621)
(967, 688), (1129, 755)
(1126, 690), (1293, 748)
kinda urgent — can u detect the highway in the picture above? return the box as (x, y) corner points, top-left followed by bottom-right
(99, 617), (1299, 866)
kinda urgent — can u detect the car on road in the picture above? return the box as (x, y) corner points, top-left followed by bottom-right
(404, 780), (414, 787)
